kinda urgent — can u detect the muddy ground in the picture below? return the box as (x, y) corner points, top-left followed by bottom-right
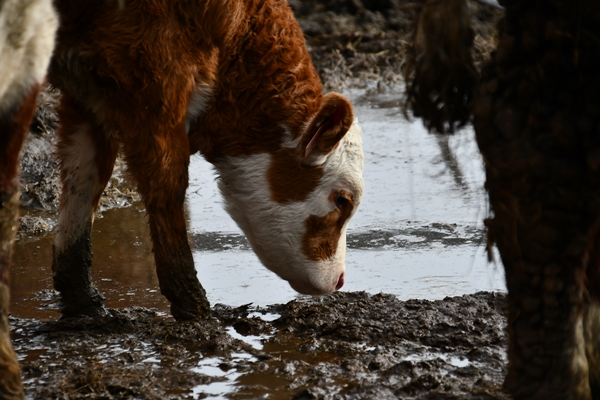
(14, 0), (508, 398)
(15, 292), (508, 399)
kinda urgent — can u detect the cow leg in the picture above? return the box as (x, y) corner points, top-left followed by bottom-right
(123, 122), (210, 321)
(0, 84), (40, 399)
(52, 96), (119, 318)
(584, 224), (600, 398)
(474, 65), (595, 397)
(584, 301), (600, 398)
(484, 193), (592, 399)
(472, 2), (600, 398)
(476, 87), (596, 400)
(475, 102), (596, 399)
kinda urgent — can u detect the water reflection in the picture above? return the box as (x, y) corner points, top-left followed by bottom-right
(11, 206), (168, 320)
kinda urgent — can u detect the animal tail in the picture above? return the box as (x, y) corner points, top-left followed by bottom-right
(402, 0), (479, 134)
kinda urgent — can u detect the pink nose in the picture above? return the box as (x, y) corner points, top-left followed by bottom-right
(335, 274), (345, 291)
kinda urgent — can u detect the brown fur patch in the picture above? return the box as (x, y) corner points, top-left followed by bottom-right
(187, 0), (324, 162)
(268, 148), (323, 203)
(0, 84), (40, 191)
(302, 190), (354, 261)
(51, 0), (325, 162)
(300, 92), (354, 158)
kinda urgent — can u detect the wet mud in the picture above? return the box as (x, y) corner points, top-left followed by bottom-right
(12, 0), (507, 398)
(290, 0), (501, 90)
(14, 292), (508, 399)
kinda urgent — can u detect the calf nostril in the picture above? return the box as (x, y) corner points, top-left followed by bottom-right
(335, 274), (345, 291)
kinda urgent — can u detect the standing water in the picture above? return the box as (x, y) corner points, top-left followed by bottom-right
(11, 87), (505, 319)
(185, 87), (505, 307)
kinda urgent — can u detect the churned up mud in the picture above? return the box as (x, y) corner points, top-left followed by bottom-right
(14, 292), (508, 399)
(13, 0), (507, 398)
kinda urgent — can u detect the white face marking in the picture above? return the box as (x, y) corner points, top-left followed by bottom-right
(185, 84), (213, 133)
(0, 0), (57, 111)
(214, 119), (364, 295)
(54, 124), (105, 252)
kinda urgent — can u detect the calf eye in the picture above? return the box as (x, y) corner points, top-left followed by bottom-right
(335, 194), (348, 208)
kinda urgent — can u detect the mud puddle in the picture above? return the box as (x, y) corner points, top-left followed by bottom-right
(12, 292), (508, 399)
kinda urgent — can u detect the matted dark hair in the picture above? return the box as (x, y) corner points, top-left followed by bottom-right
(403, 0), (479, 134)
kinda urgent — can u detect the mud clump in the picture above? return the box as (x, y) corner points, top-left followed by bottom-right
(14, 292), (508, 399)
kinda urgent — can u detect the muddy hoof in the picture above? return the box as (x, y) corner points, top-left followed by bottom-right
(170, 299), (211, 321)
(61, 303), (108, 319)
(59, 288), (107, 318)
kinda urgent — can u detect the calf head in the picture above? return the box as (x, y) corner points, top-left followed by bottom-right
(216, 93), (364, 295)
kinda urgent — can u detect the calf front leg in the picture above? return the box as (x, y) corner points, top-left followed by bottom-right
(0, 84), (41, 399)
(124, 123), (210, 320)
(52, 98), (119, 317)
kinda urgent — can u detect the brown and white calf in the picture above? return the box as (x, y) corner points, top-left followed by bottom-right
(49, 0), (364, 320)
(0, 0), (57, 396)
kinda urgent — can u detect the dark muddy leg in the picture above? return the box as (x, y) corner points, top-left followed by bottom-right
(584, 301), (600, 399)
(52, 96), (119, 318)
(584, 226), (600, 398)
(123, 122), (210, 321)
(0, 85), (41, 399)
(473, 2), (600, 398)
(482, 190), (593, 399)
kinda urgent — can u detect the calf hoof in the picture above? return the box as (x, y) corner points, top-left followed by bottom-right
(59, 287), (107, 318)
(52, 238), (107, 318)
(170, 297), (211, 321)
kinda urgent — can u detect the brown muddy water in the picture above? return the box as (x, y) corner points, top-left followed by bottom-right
(11, 225), (509, 399)
(12, 206), (167, 321)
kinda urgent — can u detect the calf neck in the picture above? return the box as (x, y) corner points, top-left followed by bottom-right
(49, 0), (364, 319)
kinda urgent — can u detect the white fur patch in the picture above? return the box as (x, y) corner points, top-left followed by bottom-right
(54, 124), (105, 252)
(186, 84), (213, 133)
(0, 0), (57, 111)
(214, 119), (364, 294)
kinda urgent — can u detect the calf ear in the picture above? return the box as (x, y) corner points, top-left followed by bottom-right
(301, 92), (354, 159)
